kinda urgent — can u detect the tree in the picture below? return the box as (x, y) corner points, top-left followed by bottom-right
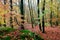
(28, 0), (34, 28)
(3, 0), (6, 27)
(56, 2), (59, 26)
(50, 0), (53, 27)
(20, 0), (24, 29)
(42, 0), (45, 33)
(10, 0), (13, 28)
(37, 0), (41, 30)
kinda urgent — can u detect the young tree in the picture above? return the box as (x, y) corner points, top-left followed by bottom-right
(10, 0), (13, 28)
(50, 0), (53, 27)
(20, 0), (24, 29)
(37, 0), (41, 30)
(42, 0), (45, 33)
(3, 0), (6, 27)
(28, 0), (34, 28)
(56, 3), (59, 26)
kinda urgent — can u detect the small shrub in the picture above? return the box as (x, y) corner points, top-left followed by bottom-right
(0, 28), (44, 40)
(20, 30), (44, 40)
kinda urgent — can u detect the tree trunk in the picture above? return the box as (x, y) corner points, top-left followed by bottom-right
(50, 0), (53, 27)
(4, 0), (6, 27)
(10, 0), (13, 28)
(56, 7), (58, 26)
(28, 0), (34, 28)
(37, 0), (41, 31)
(20, 0), (24, 30)
(42, 0), (45, 33)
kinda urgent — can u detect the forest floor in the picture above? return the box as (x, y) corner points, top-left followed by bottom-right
(24, 24), (60, 40)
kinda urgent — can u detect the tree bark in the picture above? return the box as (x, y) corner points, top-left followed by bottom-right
(20, 0), (24, 29)
(42, 0), (45, 33)
(50, 0), (53, 27)
(10, 0), (13, 28)
(37, 0), (41, 31)
(56, 6), (58, 26)
(4, 0), (6, 27)
(28, 0), (34, 28)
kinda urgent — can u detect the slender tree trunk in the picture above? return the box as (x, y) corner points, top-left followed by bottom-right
(56, 7), (58, 26)
(20, 0), (24, 29)
(42, 0), (45, 33)
(4, 0), (6, 27)
(28, 0), (34, 28)
(50, 0), (53, 27)
(30, 9), (34, 28)
(50, 11), (52, 27)
(10, 0), (13, 28)
(37, 0), (41, 30)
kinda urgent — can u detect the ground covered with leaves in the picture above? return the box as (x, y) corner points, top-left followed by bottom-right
(39, 27), (60, 40)
(24, 24), (60, 40)
(0, 27), (43, 40)
(0, 24), (60, 40)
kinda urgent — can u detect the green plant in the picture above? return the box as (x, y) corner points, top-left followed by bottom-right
(0, 27), (15, 36)
(3, 36), (11, 40)
(0, 29), (44, 40)
(20, 30), (44, 40)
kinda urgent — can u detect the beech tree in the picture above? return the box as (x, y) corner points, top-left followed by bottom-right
(20, 0), (24, 29)
(28, 0), (34, 28)
(42, 0), (45, 33)
(10, 0), (13, 28)
(37, 0), (41, 30)
(3, 0), (6, 27)
(50, 0), (53, 27)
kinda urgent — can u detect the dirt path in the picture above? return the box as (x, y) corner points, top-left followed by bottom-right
(24, 24), (60, 40)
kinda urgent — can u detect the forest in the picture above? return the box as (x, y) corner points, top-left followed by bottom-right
(0, 0), (60, 40)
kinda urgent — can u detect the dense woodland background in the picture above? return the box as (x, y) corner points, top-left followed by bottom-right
(0, 0), (60, 40)
(0, 0), (60, 32)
